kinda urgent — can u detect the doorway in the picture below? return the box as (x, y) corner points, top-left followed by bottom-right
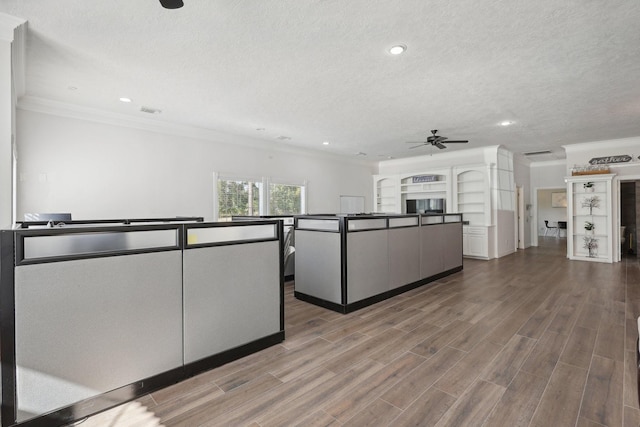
(533, 187), (567, 251)
(620, 180), (638, 257)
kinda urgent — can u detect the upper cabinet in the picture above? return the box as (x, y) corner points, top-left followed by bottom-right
(566, 174), (614, 263)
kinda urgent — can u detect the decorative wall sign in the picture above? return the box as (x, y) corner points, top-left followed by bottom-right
(589, 155), (632, 165)
(412, 175), (438, 183)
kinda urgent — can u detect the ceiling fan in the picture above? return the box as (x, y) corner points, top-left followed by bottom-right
(159, 0), (184, 9)
(407, 130), (469, 150)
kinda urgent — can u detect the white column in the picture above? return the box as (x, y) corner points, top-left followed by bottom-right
(0, 13), (26, 228)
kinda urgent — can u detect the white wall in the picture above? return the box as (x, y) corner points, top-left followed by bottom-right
(16, 109), (375, 221)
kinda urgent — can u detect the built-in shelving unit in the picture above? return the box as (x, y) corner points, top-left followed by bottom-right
(454, 166), (490, 259)
(374, 176), (398, 213)
(455, 168), (487, 225)
(400, 172), (449, 214)
(566, 174), (614, 263)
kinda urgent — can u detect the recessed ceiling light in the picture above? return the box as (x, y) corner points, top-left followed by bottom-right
(119, 97), (132, 103)
(500, 121), (513, 126)
(322, 141), (330, 146)
(389, 45), (407, 55)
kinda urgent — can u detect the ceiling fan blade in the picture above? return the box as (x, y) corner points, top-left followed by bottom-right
(443, 140), (469, 143)
(405, 141), (426, 144)
(409, 144), (426, 149)
(434, 142), (447, 149)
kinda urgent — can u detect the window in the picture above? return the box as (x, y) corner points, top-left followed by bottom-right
(215, 174), (306, 221)
(269, 183), (304, 215)
(217, 178), (263, 221)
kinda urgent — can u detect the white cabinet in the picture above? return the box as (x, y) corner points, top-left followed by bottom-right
(463, 226), (489, 258)
(566, 174), (614, 263)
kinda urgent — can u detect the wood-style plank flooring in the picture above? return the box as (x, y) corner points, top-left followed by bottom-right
(83, 237), (640, 427)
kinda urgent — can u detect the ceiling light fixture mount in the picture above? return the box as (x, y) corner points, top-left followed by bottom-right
(119, 97), (132, 103)
(389, 45), (407, 55)
(500, 121), (513, 126)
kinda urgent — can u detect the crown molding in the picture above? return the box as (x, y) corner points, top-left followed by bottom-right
(0, 12), (26, 43)
(0, 13), (27, 99)
(16, 96), (376, 167)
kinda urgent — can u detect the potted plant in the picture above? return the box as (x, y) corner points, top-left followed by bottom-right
(583, 182), (594, 192)
(583, 236), (598, 258)
(581, 195), (600, 215)
(584, 221), (594, 233)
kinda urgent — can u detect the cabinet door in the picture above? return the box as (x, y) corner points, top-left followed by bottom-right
(468, 234), (487, 257)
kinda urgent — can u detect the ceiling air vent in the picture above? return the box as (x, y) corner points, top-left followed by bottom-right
(523, 150), (552, 156)
(140, 106), (162, 114)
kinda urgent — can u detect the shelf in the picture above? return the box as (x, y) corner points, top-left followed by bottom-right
(401, 190), (446, 194)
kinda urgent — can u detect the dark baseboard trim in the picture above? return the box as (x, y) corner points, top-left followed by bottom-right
(14, 367), (184, 427)
(295, 265), (463, 314)
(9, 332), (285, 427)
(293, 292), (347, 313)
(183, 331), (285, 378)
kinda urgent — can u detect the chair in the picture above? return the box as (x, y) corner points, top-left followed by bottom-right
(544, 220), (558, 236)
(557, 221), (567, 238)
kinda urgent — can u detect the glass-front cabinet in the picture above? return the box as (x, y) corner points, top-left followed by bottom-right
(566, 174), (614, 263)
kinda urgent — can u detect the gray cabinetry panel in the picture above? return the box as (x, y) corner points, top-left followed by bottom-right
(420, 225), (444, 277)
(388, 227), (421, 289)
(442, 223), (463, 271)
(183, 241), (280, 364)
(14, 251), (183, 421)
(347, 230), (389, 303)
(294, 230), (342, 303)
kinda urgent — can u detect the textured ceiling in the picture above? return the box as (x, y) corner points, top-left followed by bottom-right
(2, 0), (640, 162)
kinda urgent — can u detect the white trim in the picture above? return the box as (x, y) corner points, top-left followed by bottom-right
(0, 13), (26, 43)
(17, 96), (375, 167)
(11, 20), (26, 98)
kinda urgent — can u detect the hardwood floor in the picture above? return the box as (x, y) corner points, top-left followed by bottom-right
(83, 237), (640, 427)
